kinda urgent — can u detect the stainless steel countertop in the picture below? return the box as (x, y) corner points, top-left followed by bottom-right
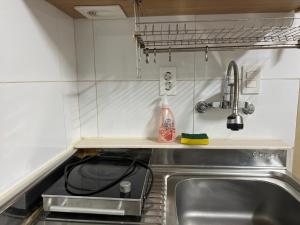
(36, 166), (300, 225)
(1, 147), (297, 225)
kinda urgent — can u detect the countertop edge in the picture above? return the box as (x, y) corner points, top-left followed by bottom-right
(74, 138), (292, 150)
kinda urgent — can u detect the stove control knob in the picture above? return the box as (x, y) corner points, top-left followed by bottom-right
(120, 181), (131, 194)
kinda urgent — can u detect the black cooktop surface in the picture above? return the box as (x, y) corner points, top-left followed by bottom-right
(43, 149), (152, 199)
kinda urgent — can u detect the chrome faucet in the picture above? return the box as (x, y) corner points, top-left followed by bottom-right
(195, 60), (255, 131)
(225, 60), (243, 131)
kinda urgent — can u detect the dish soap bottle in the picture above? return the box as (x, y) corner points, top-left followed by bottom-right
(158, 95), (176, 143)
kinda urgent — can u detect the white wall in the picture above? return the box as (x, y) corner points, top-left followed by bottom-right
(0, 0), (80, 193)
(75, 13), (300, 147)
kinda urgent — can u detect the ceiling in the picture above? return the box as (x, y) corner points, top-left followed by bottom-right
(47, 0), (300, 18)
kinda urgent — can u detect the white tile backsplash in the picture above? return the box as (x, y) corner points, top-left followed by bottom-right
(196, 50), (300, 79)
(0, 0), (59, 82)
(78, 82), (98, 137)
(75, 19), (95, 81)
(77, 78), (300, 147)
(0, 83), (69, 192)
(57, 12), (77, 81)
(97, 81), (194, 137)
(0, 1), (79, 193)
(75, 15), (300, 148)
(194, 80), (299, 146)
(0, 0), (77, 82)
(61, 83), (81, 144)
(94, 19), (137, 81)
(98, 81), (159, 137)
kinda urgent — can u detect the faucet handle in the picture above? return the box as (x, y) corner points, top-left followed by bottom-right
(241, 102), (255, 115)
(195, 101), (210, 113)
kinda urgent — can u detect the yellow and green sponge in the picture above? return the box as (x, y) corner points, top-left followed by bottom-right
(180, 133), (209, 145)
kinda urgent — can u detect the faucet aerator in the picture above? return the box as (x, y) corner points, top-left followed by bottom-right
(227, 113), (244, 131)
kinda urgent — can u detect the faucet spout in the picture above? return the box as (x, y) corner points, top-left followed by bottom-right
(226, 60), (244, 131)
(227, 61), (239, 113)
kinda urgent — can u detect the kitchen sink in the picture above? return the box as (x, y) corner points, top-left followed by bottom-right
(166, 172), (300, 225)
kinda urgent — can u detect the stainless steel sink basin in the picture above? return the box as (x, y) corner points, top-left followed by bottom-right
(166, 172), (300, 225)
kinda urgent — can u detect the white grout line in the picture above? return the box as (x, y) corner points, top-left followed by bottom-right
(75, 77), (300, 82)
(73, 19), (82, 138)
(0, 81), (79, 84)
(60, 85), (69, 150)
(92, 20), (100, 137)
(192, 52), (196, 133)
(0, 77), (297, 85)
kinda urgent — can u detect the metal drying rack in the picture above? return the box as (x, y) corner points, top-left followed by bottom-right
(133, 1), (300, 61)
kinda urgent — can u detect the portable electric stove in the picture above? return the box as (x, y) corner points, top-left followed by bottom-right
(42, 149), (152, 217)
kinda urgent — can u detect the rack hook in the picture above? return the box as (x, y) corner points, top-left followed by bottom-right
(154, 48), (157, 63)
(168, 47), (172, 62)
(205, 46), (209, 62)
(145, 48), (149, 64)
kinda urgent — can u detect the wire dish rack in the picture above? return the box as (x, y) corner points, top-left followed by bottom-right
(134, 18), (300, 54)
